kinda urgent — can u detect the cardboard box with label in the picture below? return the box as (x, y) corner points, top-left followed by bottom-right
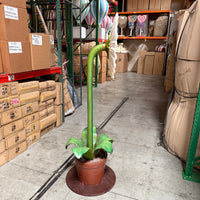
(24, 121), (40, 137)
(23, 112), (39, 127)
(0, 95), (20, 113)
(21, 101), (39, 117)
(0, 82), (18, 99)
(26, 132), (40, 147)
(5, 129), (26, 149)
(8, 140), (26, 161)
(116, 53), (128, 73)
(0, 0), (27, 9)
(127, 0), (137, 11)
(0, 40), (32, 73)
(144, 52), (155, 75)
(1, 118), (24, 138)
(0, 5), (28, 41)
(29, 33), (51, 70)
(0, 106), (22, 125)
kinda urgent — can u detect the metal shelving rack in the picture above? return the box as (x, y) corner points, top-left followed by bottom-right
(109, 9), (171, 75)
(28, 0), (64, 121)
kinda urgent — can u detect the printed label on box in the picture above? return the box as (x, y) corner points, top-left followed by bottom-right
(32, 35), (42, 46)
(50, 35), (54, 45)
(11, 98), (20, 105)
(4, 6), (19, 20)
(8, 42), (22, 54)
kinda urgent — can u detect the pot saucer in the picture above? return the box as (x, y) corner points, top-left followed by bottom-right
(66, 165), (116, 196)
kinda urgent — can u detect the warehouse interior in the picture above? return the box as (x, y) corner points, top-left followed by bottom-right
(0, 0), (200, 200)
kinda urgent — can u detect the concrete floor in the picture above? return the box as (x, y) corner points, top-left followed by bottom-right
(0, 72), (200, 200)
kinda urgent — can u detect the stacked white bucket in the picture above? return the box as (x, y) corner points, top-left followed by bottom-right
(164, 1), (200, 161)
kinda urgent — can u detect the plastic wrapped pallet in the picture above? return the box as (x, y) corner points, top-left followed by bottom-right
(164, 93), (200, 161)
(18, 81), (39, 94)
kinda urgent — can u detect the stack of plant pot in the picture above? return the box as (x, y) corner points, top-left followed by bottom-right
(164, 1), (200, 161)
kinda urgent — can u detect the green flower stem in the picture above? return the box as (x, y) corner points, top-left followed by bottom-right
(87, 43), (106, 154)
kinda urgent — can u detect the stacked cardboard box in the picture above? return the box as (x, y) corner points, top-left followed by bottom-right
(0, 81), (41, 167)
(98, 51), (107, 84)
(0, 0), (32, 73)
(116, 53), (128, 73)
(126, 0), (171, 11)
(39, 81), (57, 136)
(29, 33), (55, 70)
(137, 51), (164, 75)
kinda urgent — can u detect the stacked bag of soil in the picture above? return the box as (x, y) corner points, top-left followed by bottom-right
(164, 1), (200, 161)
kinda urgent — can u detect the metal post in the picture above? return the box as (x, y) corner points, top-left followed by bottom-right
(183, 85), (200, 183)
(56, 0), (65, 122)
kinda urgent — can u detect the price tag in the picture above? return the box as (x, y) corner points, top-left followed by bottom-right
(8, 75), (15, 81)
(8, 42), (22, 54)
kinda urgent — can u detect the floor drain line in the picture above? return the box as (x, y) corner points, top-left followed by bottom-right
(29, 96), (129, 200)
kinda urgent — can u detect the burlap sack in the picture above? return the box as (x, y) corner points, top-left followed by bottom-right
(164, 92), (200, 161)
(153, 16), (168, 36)
(176, 1), (200, 60)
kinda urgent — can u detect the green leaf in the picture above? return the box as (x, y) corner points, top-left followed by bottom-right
(66, 137), (82, 149)
(96, 134), (113, 146)
(83, 149), (94, 160)
(72, 147), (90, 159)
(95, 140), (113, 154)
(82, 128), (87, 146)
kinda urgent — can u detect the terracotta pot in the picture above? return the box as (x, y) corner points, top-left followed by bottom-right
(75, 157), (106, 185)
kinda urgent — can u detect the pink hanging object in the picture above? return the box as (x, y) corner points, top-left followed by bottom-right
(101, 16), (112, 31)
(85, 12), (95, 25)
